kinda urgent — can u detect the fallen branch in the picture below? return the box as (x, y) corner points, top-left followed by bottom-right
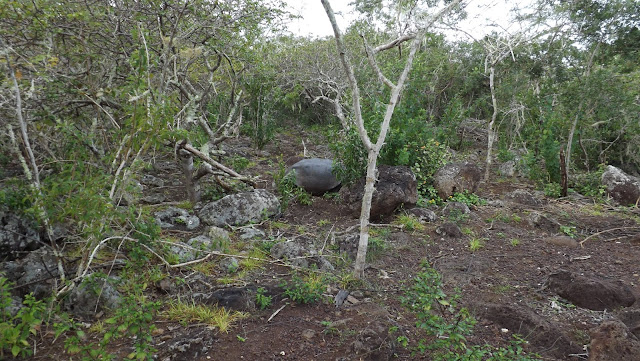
(177, 140), (257, 187)
(579, 227), (640, 247)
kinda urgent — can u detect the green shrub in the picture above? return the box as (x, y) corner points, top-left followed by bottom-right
(0, 277), (46, 358)
(255, 287), (272, 310)
(281, 273), (326, 304)
(402, 262), (540, 360)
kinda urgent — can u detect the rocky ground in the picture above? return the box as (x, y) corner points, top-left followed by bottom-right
(3, 126), (640, 361)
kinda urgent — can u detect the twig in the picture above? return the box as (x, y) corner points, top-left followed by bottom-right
(579, 227), (640, 247)
(267, 304), (287, 323)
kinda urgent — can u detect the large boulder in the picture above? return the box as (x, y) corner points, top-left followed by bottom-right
(64, 275), (122, 320)
(546, 270), (636, 311)
(198, 189), (280, 227)
(0, 209), (42, 261)
(288, 158), (340, 195)
(432, 162), (482, 200)
(472, 302), (581, 360)
(341, 165), (417, 220)
(601, 165), (640, 206)
(589, 320), (640, 361)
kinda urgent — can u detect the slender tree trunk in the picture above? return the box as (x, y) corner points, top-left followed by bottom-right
(353, 150), (378, 277)
(485, 65), (498, 181)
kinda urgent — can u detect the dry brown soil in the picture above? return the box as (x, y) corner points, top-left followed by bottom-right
(22, 127), (640, 361)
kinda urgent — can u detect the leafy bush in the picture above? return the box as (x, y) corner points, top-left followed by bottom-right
(281, 273), (326, 304)
(406, 139), (449, 199)
(255, 287), (272, 310)
(450, 190), (486, 206)
(0, 278), (46, 358)
(402, 262), (540, 360)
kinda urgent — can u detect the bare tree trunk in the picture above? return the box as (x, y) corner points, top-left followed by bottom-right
(322, 0), (462, 278)
(3, 48), (67, 290)
(559, 148), (568, 197)
(353, 151), (378, 277)
(485, 65), (498, 181)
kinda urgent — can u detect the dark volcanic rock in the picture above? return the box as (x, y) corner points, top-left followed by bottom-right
(588, 320), (640, 361)
(433, 162), (482, 200)
(547, 270), (636, 311)
(341, 165), (417, 220)
(473, 302), (581, 360)
(601, 165), (640, 206)
(0, 208), (42, 261)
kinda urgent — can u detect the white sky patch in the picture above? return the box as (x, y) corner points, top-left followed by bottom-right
(284, 0), (534, 39)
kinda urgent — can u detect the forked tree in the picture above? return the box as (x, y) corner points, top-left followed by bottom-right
(321, 0), (464, 278)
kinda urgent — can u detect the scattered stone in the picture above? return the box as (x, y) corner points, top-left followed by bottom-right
(527, 212), (561, 234)
(270, 241), (333, 270)
(220, 257), (239, 274)
(346, 295), (360, 305)
(547, 270), (636, 311)
(338, 233), (359, 259)
(472, 302), (581, 359)
(154, 207), (200, 230)
(64, 275), (122, 320)
(498, 160), (517, 177)
(601, 165), (640, 206)
(0, 209), (42, 261)
(239, 227), (265, 240)
(486, 199), (505, 207)
(433, 162), (482, 200)
(351, 320), (395, 361)
(169, 241), (196, 262)
(288, 158), (341, 195)
(206, 226), (231, 243)
(543, 236), (578, 248)
(301, 329), (316, 341)
(187, 235), (216, 255)
(198, 189), (280, 227)
(141, 193), (166, 204)
(156, 278), (177, 295)
(442, 202), (471, 217)
(341, 165), (417, 220)
(505, 189), (542, 207)
(588, 320), (640, 361)
(3, 248), (57, 299)
(141, 174), (165, 187)
(407, 208), (438, 222)
(436, 222), (463, 238)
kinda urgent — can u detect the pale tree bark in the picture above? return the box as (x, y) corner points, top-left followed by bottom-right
(321, 0), (463, 278)
(482, 33), (525, 181)
(2, 46), (67, 290)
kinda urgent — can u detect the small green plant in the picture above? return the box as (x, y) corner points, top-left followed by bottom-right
(402, 262), (540, 360)
(272, 158), (312, 209)
(469, 238), (484, 252)
(560, 225), (577, 238)
(0, 278), (46, 358)
(321, 320), (339, 335)
(255, 287), (272, 310)
(450, 190), (486, 206)
(510, 238), (521, 246)
(394, 214), (425, 231)
(543, 182), (563, 198)
(281, 273), (326, 304)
